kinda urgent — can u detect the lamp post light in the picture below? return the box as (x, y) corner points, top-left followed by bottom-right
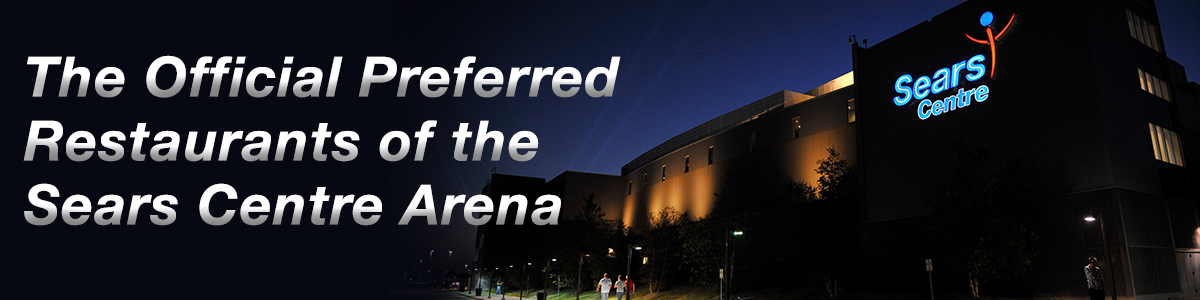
(1085, 216), (1116, 300)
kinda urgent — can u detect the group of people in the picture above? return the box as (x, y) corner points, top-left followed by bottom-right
(595, 273), (635, 300)
(584, 258), (1105, 300)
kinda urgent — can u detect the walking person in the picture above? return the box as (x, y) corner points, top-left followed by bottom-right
(614, 276), (626, 300)
(1084, 256), (1105, 300)
(624, 276), (635, 300)
(596, 273), (612, 300)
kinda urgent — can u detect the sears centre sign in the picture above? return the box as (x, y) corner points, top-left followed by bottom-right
(892, 11), (1014, 121)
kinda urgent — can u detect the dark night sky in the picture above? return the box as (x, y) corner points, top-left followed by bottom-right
(392, 0), (1200, 272)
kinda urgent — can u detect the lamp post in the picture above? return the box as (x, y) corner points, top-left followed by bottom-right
(724, 229), (744, 300)
(1085, 216), (1116, 300)
(626, 245), (642, 284)
(502, 265), (512, 300)
(521, 263), (531, 300)
(577, 253), (590, 300)
(546, 258), (557, 298)
(490, 268), (498, 298)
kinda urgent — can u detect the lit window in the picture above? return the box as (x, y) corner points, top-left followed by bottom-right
(1138, 69), (1171, 101)
(848, 99), (857, 123)
(685, 155), (691, 173)
(628, 181), (632, 195)
(708, 146), (714, 165)
(1127, 10), (1161, 52)
(792, 117), (802, 138)
(661, 165), (667, 181)
(1149, 123), (1184, 166)
(643, 173), (647, 187)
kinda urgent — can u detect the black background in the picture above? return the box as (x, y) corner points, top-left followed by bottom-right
(7, 1), (401, 298)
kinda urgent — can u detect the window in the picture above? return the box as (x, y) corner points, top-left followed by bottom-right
(708, 146), (714, 165)
(848, 99), (857, 123)
(1127, 10), (1161, 52)
(628, 181), (632, 195)
(1138, 69), (1171, 101)
(642, 173), (647, 187)
(1149, 123), (1184, 166)
(792, 117), (803, 138)
(684, 155), (691, 173)
(661, 165), (667, 181)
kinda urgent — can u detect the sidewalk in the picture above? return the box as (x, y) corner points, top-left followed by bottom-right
(455, 290), (538, 300)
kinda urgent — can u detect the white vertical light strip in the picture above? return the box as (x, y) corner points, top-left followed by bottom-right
(1165, 126), (1177, 164)
(1143, 18), (1152, 48)
(1138, 18), (1147, 46)
(1156, 125), (1166, 163)
(1169, 130), (1183, 165)
(1163, 81), (1171, 101)
(1151, 123), (1163, 161)
(1139, 69), (1147, 91)
(1149, 71), (1156, 94)
(1148, 23), (1160, 52)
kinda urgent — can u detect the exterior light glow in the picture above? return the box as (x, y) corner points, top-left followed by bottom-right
(1084, 216), (1096, 222)
(733, 231), (744, 236)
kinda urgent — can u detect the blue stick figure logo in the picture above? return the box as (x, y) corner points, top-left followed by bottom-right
(966, 11), (1014, 79)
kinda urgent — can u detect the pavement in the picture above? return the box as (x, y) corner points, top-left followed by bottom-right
(391, 289), (545, 300)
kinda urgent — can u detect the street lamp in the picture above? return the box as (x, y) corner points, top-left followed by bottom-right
(546, 259), (557, 297)
(1084, 216), (1116, 300)
(577, 253), (590, 300)
(520, 263), (531, 299)
(724, 229), (744, 300)
(626, 244), (643, 286)
(502, 265), (512, 300)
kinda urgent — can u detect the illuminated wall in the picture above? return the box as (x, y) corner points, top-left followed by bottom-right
(622, 85), (857, 228)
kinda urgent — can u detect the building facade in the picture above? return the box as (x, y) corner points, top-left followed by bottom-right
(616, 0), (1199, 298)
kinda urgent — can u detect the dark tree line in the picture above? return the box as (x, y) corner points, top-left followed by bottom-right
(509, 144), (1055, 298)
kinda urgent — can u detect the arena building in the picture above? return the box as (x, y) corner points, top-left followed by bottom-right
(476, 0), (1200, 298)
(617, 0), (1199, 298)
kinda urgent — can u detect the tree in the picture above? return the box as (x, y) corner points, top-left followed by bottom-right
(926, 144), (1038, 298)
(679, 147), (864, 297)
(572, 195), (622, 290)
(638, 207), (690, 293)
(801, 148), (867, 297)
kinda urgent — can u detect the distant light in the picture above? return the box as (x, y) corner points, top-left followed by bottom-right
(733, 231), (744, 236)
(528, 263), (533, 265)
(552, 259), (557, 262)
(634, 246), (643, 250)
(1084, 216), (1096, 222)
